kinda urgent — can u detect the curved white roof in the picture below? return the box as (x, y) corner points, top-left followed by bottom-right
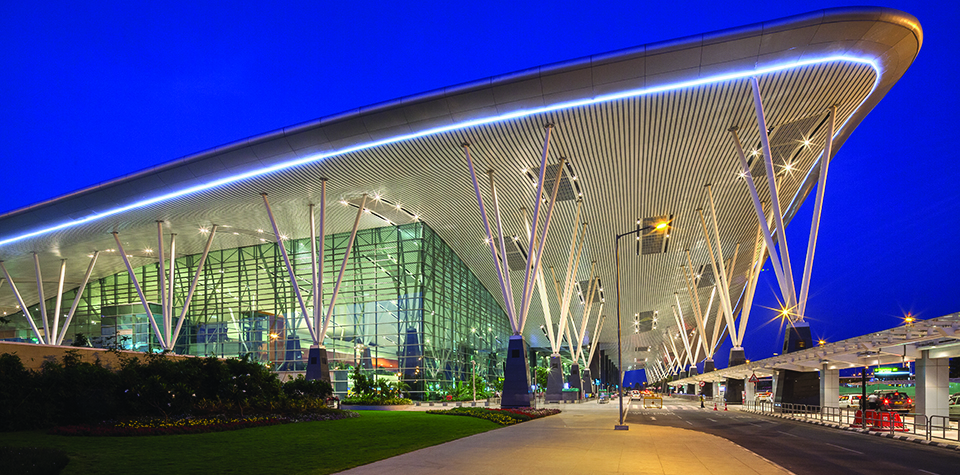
(0, 7), (922, 368)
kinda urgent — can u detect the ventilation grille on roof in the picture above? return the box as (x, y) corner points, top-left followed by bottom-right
(640, 215), (672, 255)
(495, 237), (528, 271)
(527, 162), (580, 202)
(577, 278), (603, 303)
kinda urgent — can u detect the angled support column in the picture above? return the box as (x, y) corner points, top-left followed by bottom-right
(697, 205), (736, 344)
(671, 300), (694, 365)
(113, 232), (165, 347)
(519, 157), (566, 333)
(487, 171), (516, 330)
(313, 179), (328, 343)
(157, 222), (169, 347)
(32, 253), (49, 344)
(58, 251), (100, 345)
(750, 77), (798, 310)
(263, 193), (317, 343)
(682, 254), (711, 358)
(518, 125), (554, 333)
(51, 259), (67, 345)
(0, 262), (44, 342)
(730, 126), (790, 304)
(170, 225), (217, 351)
(464, 144), (517, 333)
(737, 205), (773, 343)
(167, 234), (176, 348)
(798, 105), (837, 319)
(323, 194), (368, 332)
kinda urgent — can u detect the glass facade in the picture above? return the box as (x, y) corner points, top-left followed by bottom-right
(0, 222), (511, 399)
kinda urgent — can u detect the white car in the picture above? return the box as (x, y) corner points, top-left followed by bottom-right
(949, 394), (960, 420)
(839, 394), (862, 408)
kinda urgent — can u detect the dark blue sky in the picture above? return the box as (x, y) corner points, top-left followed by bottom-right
(2, 1), (957, 369)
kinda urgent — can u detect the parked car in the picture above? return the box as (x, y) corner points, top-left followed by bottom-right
(949, 393), (960, 420)
(875, 391), (914, 412)
(755, 391), (773, 403)
(839, 394), (862, 408)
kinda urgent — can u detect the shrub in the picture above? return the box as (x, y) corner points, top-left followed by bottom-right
(426, 407), (560, 425)
(0, 352), (342, 431)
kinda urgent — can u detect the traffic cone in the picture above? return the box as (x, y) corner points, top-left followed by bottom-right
(724, 402), (728, 411)
(713, 403), (718, 411)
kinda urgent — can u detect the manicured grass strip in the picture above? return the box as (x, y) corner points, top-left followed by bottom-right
(0, 411), (500, 475)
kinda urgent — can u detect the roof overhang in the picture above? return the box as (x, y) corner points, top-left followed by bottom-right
(0, 8), (922, 365)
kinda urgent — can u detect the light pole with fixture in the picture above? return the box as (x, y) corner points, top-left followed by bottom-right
(614, 220), (668, 430)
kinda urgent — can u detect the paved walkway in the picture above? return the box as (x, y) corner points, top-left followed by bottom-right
(336, 399), (793, 474)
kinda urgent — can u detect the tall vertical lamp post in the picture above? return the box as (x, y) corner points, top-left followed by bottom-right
(614, 221), (667, 430)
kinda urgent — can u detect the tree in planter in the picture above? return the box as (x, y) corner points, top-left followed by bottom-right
(535, 366), (550, 391)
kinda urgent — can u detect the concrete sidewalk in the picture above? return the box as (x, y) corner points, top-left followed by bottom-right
(336, 399), (793, 475)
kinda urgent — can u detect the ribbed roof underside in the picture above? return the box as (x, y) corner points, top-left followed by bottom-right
(0, 8), (922, 369)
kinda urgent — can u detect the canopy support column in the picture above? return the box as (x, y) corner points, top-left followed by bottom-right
(58, 251), (100, 345)
(113, 232), (165, 347)
(262, 193), (317, 343)
(0, 262), (44, 342)
(32, 253), (49, 344)
(171, 225), (217, 351)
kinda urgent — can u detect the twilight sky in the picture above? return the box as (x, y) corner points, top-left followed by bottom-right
(2, 1), (957, 373)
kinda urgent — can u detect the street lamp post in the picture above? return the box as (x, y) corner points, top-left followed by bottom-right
(614, 222), (666, 431)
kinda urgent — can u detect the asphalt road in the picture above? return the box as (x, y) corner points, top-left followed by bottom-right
(625, 398), (960, 475)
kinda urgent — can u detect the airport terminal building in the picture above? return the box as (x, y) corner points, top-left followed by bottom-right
(0, 8), (921, 402)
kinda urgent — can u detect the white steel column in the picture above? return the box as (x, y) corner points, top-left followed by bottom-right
(464, 144), (518, 333)
(262, 193), (317, 343)
(820, 363), (840, 408)
(316, 179), (327, 342)
(518, 125), (553, 333)
(32, 253), (49, 344)
(488, 171), (516, 331)
(730, 127), (789, 303)
(167, 234), (176, 347)
(157, 222), (168, 347)
(113, 232), (165, 346)
(798, 105), (837, 320)
(58, 251), (100, 345)
(309, 203), (319, 344)
(671, 300), (693, 365)
(750, 77), (797, 310)
(682, 253), (711, 358)
(586, 315), (606, 369)
(519, 158), (566, 333)
(697, 205), (736, 344)
(171, 225), (218, 351)
(52, 259), (66, 345)
(0, 262), (44, 341)
(323, 194), (369, 331)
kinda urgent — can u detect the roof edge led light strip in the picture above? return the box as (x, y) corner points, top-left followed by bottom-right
(0, 55), (882, 249)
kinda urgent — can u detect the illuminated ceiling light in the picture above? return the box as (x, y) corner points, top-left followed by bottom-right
(199, 228), (209, 234)
(340, 200), (348, 205)
(0, 56), (881, 249)
(802, 138), (812, 147)
(143, 248), (153, 254)
(257, 229), (264, 233)
(818, 339), (826, 346)
(655, 222), (668, 230)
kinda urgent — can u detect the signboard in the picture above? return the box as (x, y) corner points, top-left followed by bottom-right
(698, 381), (705, 387)
(749, 373), (759, 383)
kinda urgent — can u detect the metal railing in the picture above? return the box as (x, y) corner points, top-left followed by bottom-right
(744, 400), (960, 443)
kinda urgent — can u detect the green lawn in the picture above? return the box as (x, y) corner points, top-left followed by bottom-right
(0, 411), (500, 474)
